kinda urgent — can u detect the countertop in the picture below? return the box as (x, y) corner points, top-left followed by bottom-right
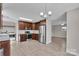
(19, 30), (39, 34)
(0, 34), (10, 41)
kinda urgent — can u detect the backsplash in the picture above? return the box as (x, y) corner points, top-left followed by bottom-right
(19, 30), (39, 34)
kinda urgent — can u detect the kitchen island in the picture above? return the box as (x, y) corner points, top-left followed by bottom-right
(0, 34), (10, 56)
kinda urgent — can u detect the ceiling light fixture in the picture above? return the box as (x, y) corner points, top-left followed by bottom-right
(40, 4), (52, 18)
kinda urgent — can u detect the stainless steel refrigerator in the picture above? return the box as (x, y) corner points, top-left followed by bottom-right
(39, 25), (46, 44)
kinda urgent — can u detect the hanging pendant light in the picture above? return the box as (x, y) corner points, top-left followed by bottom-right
(44, 14), (47, 18)
(40, 4), (52, 18)
(40, 12), (44, 16)
(48, 11), (52, 16)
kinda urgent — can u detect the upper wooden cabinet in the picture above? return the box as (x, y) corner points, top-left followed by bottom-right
(32, 23), (35, 30)
(0, 3), (2, 28)
(19, 21), (25, 30)
(24, 22), (32, 30)
(34, 19), (46, 30)
(35, 22), (40, 30)
(19, 19), (46, 30)
(40, 19), (46, 25)
(19, 21), (33, 30)
(27, 22), (32, 30)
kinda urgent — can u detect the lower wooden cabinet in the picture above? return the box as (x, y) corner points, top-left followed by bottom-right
(32, 34), (39, 40)
(20, 34), (27, 42)
(0, 40), (10, 56)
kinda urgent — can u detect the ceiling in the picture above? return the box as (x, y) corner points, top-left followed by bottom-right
(2, 3), (79, 22)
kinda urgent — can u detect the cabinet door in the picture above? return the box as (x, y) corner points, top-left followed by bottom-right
(40, 19), (46, 25)
(1, 40), (10, 56)
(27, 23), (32, 30)
(24, 22), (32, 30)
(20, 34), (27, 42)
(35, 22), (40, 30)
(24, 22), (28, 29)
(32, 34), (36, 40)
(19, 21), (25, 30)
(32, 23), (35, 30)
(32, 34), (39, 40)
(35, 34), (39, 40)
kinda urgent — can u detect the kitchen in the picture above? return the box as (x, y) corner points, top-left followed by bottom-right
(18, 19), (46, 43)
(0, 3), (47, 56)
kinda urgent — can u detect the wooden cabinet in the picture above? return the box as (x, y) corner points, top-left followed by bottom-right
(34, 19), (46, 30)
(19, 21), (25, 30)
(20, 34), (27, 42)
(32, 23), (35, 30)
(32, 34), (39, 40)
(35, 22), (40, 30)
(27, 22), (32, 30)
(19, 21), (33, 30)
(40, 19), (46, 25)
(0, 40), (10, 56)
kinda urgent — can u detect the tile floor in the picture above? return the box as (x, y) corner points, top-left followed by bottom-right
(10, 38), (73, 56)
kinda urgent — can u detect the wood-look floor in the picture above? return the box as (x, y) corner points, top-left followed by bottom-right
(10, 37), (68, 56)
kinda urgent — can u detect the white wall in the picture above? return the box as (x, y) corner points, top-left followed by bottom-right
(46, 19), (52, 44)
(0, 26), (16, 33)
(15, 21), (19, 42)
(52, 13), (66, 25)
(67, 8), (79, 55)
(0, 16), (16, 33)
(52, 25), (55, 37)
(52, 25), (66, 38)
(51, 13), (67, 38)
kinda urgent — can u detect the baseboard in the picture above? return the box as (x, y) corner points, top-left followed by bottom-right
(52, 36), (66, 39)
(66, 50), (79, 56)
(46, 40), (52, 44)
